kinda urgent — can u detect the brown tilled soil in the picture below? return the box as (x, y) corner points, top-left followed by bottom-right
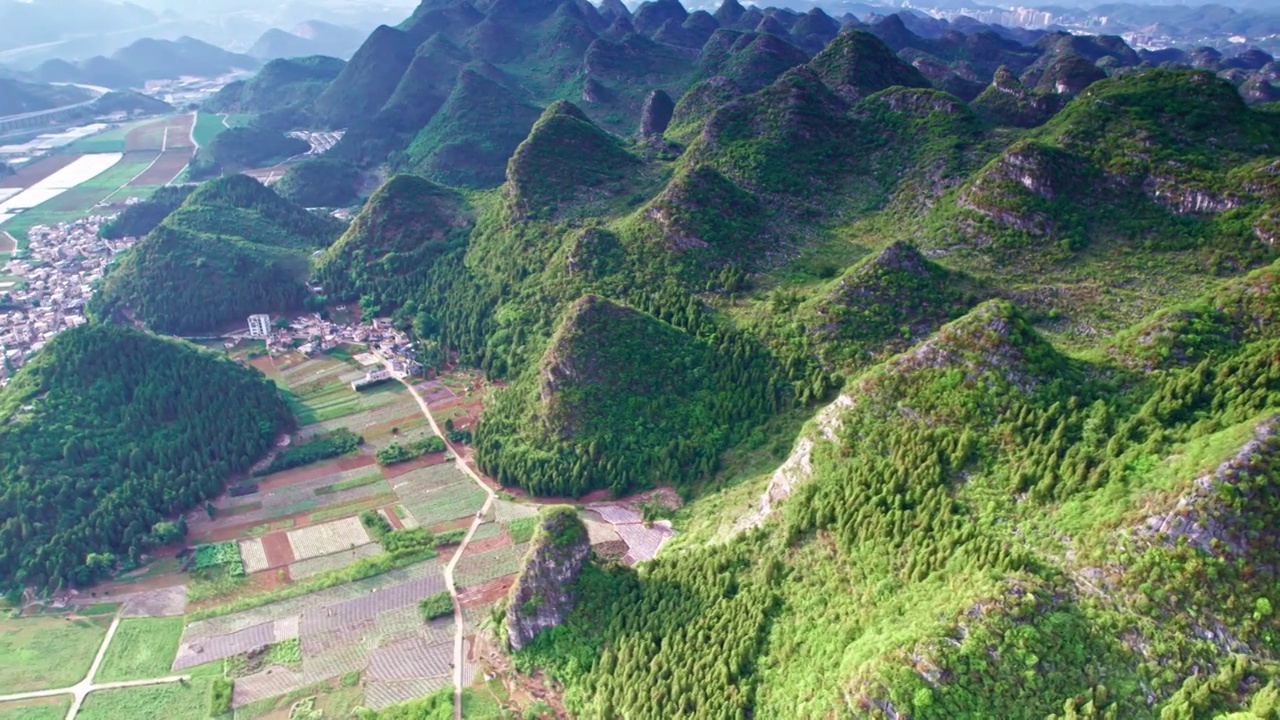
(187, 568), (290, 613)
(165, 113), (196, 148)
(124, 119), (168, 151)
(383, 506), (406, 530)
(127, 149), (191, 186)
(460, 533), (512, 555)
(457, 576), (515, 608)
(427, 517), (472, 534)
(248, 355), (284, 380)
(256, 455), (377, 491)
(0, 154), (78, 188)
(260, 531), (296, 568)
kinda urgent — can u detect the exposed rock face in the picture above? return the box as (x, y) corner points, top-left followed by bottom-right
(506, 507), (591, 651)
(638, 89), (674, 135)
(1139, 416), (1280, 557)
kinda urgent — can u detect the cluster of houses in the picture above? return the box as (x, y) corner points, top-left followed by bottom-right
(244, 311), (425, 378)
(0, 216), (137, 384)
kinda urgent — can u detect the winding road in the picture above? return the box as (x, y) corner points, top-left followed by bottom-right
(394, 373), (495, 720)
(0, 611), (191, 719)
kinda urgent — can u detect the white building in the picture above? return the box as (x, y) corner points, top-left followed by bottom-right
(247, 314), (272, 338)
(351, 368), (391, 391)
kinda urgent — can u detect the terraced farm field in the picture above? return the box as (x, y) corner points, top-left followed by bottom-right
(172, 559), (453, 710)
(391, 464), (487, 529)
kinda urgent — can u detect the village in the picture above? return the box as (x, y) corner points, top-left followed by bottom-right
(0, 212), (424, 387)
(237, 310), (425, 384)
(0, 215), (137, 382)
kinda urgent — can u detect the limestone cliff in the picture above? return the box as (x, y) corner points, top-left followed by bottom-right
(505, 506), (591, 651)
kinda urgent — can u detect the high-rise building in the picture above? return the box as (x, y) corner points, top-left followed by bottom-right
(248, 314), (271, 338)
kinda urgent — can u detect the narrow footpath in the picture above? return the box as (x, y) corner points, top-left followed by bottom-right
(396, 376), (496, 720)
(0, 611), (191, 720)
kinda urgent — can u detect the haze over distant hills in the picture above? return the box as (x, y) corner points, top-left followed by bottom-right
(0, 0), (414, 67)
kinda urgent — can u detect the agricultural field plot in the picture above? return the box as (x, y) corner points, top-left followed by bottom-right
(179, 560), (443, 648)
(492, 498), (538, 523)
(180, 569), (452, 709)
(77, 676), (216, 720)
(363, 415), (434, 451)
(293, 387), (413, 433)
(127, 149), (190, 187)
(0, 152), (123, 232)
(394, 470), (488, 530)
(94, 616), (184, 682)
(59, 120), (152, 154)
(286, 516), (373, 561)
(453, 542), (529, 588)
(1, 152), (164, 239)
(289, 543), (384, 580)
(580, 505), (674, 564)
(124, 113), (195, 152)
(192, 112), (229, 148)
(365, 675), (453, 710)
(0, 613), (110, 692)
(231, 673), (365, 720)
(0, 154), (78, 189)
(122, 118), (168, 152)
(0, 696), (72, 720)
(189, 464), (393, 542)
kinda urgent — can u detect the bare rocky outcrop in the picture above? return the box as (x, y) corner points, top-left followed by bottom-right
(1138, 415), (1280, 556)
(506, 506), (592, 651)
(638, 89), (675, 136)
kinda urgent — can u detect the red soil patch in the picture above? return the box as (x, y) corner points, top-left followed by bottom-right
(124, 119), (168, 152)
(260, 531), (296, 568)
(383, 506), (405, 530)
(0, 154), (78, 188)
(165, 113), (196, 148)
(248, 355), (283, 380)
(462, 534), (512, 555)
(435, 544), (458, 565)
(194, 510), (307, 544)
(127, 149), (191, 186)
(187, 568), (290, 613)
(428, 517), (472, 534)
(255, 455), (377, 491)
(457, 576), (515, 609)
(379, 453), (447, 480)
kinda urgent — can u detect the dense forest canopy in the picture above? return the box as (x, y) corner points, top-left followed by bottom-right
(0, 324), (290, 595)
(90, 175), (343, 334)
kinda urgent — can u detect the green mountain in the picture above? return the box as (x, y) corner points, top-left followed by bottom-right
(807, 28), (931, 103)
(503, 101), (641, 214)
(43, 3), (1280, 716)
(475, 294), (787, 496)
(313, 174), (471, 313)
(273, 157), (360, 208)
(0, 323), (288, 594)
(90, 175), (343, 334)
(204, 56), (345, 114)
(948, 69), (1280, 256)
(0, 78), (91, 115)
(405, 67), (542, 188)
(807, 241), (984, 367)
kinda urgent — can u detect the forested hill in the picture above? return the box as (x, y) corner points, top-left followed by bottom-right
(272, 2), (1280, 712)
(0, 324), (289, 596)
(90, 175), (344, 334)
